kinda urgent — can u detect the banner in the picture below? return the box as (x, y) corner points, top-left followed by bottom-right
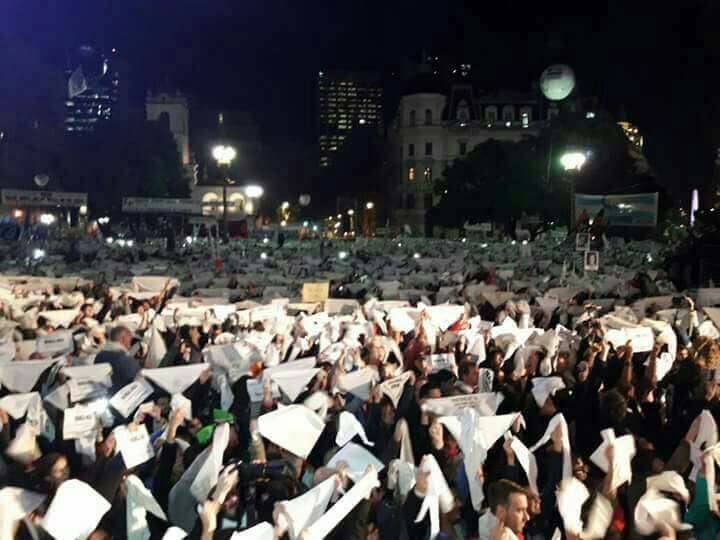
(1, 189), (87, 208)
(574, 193), (658, 227)
(122, 197), (199, 214)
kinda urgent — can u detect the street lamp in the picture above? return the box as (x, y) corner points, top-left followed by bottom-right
(244, 185), (263, 199)
(365, 202), (374, 210)
(212, 144), (237, 241)
(560, 152), (587, 172)
(560, 151), (587, 226)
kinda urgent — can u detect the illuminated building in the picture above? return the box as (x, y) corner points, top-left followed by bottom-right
(64, 45), (120, 134)
(317, 70), (383, 168)
(390, 65), (549, 233)
(618, 121), (643, 150)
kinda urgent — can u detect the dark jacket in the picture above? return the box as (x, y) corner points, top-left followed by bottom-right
(95, 348), (141, 393)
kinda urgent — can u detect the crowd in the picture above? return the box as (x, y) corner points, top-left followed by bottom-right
(0, 234), (719, 540)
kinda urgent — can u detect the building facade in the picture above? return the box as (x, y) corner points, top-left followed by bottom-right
(64, 45), (121, 134)
(318, 70), (383, 168)
(145, 91), (191, 166)
(390, 75), (554, 233)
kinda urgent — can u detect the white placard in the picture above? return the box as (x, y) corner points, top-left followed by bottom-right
(37, 331), (74, 356)
(114, 424), (155, 469)
(63, 404), (97, 440)
(109, 379), (155, 418)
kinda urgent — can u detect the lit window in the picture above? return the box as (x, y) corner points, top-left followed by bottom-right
(522, 112), (529, 128)
(408, 167), (415, 181)
(586, 112), (596, 119)
(408, 143), (415, 157)
(424, 167), (432, 181)
(218, 112), (224, 125)
(425, 142), (432, 156)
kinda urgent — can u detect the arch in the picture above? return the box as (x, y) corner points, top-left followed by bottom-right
(409, 109), (417, 126)
(484, 105), (498, 123)
(456, 100), (471, 122)
(201, 192), (220, 216)
(424, 109), (432, 125)
(227, 192), (246, 213)
(502, 105), (515, 122)
(157, 111), (170, 129)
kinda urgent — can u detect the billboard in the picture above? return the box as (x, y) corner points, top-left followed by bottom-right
(574, 192), (659, 227)
(1, 189), (87, 208)
(122, 197), (199, 214)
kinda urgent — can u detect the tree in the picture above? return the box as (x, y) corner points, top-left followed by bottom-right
(430, 111), (663, 229)
(58, 116), (189, 216)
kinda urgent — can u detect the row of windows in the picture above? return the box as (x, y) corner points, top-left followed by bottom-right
(406, 105), (543, 126)
(407, 141), (467, 157)
(407, 142), (434, 157)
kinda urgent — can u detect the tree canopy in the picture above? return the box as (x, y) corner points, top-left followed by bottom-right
(429, 112), (660, 229)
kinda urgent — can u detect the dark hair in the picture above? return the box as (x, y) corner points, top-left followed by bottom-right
(109, 325), (132, 342)
(459, 360), (476, 381)
(419, 381), (440, 399)
(488, 479), (526, 512)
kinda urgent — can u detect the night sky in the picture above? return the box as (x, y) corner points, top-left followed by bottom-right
(4, 0), (720, 196)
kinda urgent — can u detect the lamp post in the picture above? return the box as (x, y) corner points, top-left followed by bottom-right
(212, 144), (237, 242)
(560, 151), (587, 227)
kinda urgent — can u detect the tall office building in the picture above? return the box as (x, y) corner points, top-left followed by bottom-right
(317, 70), (383, 168)
(64, 45), (120, 134)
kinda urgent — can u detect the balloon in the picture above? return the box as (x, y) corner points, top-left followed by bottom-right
(298, 194), (311, 207)
(540, 65), (575, 101)
(34, 174), (50, 188)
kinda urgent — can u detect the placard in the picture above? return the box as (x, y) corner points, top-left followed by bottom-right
(113, 424), (155, 469)
(36, 331), (74, 356)
(109, 379), (154, 418)
(575, 233), (590, 252)
(584, 251), (600, 272)
(302, 282), (330, 303)
(63, 404), (97, 440)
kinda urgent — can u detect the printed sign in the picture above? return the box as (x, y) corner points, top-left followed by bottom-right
(122, 197), (199, 214)
(574, 192), (659, 227)
(1, 189), (87, 208)
(302, 282), (330, 303)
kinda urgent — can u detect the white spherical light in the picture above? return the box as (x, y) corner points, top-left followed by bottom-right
(540, 65), (576, 101)
(34, 174), (50, 188)
(298, 194), (311, 207)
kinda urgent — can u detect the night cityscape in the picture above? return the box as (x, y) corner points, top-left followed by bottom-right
(1, 2), (720, 539)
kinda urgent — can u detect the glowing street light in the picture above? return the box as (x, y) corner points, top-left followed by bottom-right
(212, 145), (237, 166)
(365, 202), (374, 210)
(39, 213), (56, 225)
(347, 209), (354, 216)
(560, 151), (587, 171)
(244, 185), (264, 199)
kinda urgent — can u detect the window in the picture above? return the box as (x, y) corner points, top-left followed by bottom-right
(456, 100), (471, 123)
(408, 143), (415, 157)
(485, 106), (498, 123)
(425, 109), (432, 125)
(424, 167), (432, 182)
(405, 194), (416, 209)
(424, 194), (433, 209)
(459, 141), (467, 155)
(425, 142), (432, 156)
(408, 167), (415, 181)
(502, 106), (515, 123)
(409, 110), (416, 126)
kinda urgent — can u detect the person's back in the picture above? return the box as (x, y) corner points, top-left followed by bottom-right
(95, 326), (140, 392)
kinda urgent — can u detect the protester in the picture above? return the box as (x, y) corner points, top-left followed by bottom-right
(0, 233), (716, 539)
